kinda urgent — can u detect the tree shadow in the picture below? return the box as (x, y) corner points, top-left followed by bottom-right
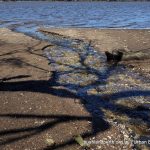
(0, 77), (149, 149)
(0, 34), (150, 149)
(0, 114), (92, 146)
(0, 75), (31, 82)
(0, 41), (49, 73)
(0, 50), (20, 57)
(0, 57), (49, 73)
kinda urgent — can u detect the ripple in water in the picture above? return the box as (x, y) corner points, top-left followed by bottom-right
(0, 2), (150, 32)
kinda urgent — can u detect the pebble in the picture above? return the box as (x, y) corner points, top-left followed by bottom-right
(107, 136), (112, 139)
(45, 138), (55, 146)
(97, 146), (101, 149)
(20, 93), (24, 96)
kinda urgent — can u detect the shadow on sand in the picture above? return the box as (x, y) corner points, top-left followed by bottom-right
(0, 35), (150, 149)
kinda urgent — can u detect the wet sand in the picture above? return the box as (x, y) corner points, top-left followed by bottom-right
(0, 28), (150, 150)
(39, 28), (150, 52)
(39, 27), (150, 79)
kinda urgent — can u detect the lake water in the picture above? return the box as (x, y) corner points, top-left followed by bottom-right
(0, 1), (150, 33)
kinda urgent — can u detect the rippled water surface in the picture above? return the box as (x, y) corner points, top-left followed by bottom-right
(0, 1), (150, 31)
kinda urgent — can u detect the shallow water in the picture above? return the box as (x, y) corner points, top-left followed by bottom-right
(0, 1), (150, 33)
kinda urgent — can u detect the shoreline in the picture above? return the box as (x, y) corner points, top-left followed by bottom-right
(0, 0), (149, 3)
(0, 27), (150, 150)
(39, 27), (150, 53)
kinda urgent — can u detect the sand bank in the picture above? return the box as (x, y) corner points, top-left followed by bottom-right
(0, 28), (150, 150)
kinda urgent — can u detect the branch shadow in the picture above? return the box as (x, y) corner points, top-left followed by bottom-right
(0, 34), (150, 149)
(0, 41), (49, 73)
(0, 75), (31, 82)
(0, 114), (92, 146)
(0, 57), (49, 73)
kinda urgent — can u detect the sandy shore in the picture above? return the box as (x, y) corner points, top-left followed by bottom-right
(0, 28), (150, 150)
(39, 27), (150, 79)
(39, 28), (150, 52)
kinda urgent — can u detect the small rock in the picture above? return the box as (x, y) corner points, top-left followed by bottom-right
(45, 138), (55, 146)
(20, 93), (24, 96)
(74, 135), (85, 147)
(97, 146), (101, 149)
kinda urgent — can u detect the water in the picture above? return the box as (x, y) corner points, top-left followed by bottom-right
(0, 1), (150, 33)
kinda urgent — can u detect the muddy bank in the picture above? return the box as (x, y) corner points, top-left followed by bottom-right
(0, 28), (150, 150)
